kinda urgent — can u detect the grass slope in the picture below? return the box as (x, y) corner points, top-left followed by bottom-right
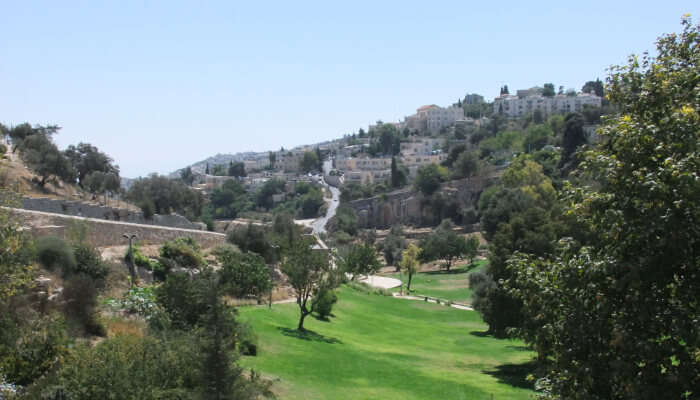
(239, 286), (534, 400)
(389, 260), (487, 303)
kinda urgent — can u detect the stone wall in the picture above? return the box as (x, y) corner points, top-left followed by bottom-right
(345, 175), (498, 229)
(20, 196), (203, 230)
(10, 208), (226, 248)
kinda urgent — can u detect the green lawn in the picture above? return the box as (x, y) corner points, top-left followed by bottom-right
(239, 286), (534, 400)
(388, 260), (487, 303)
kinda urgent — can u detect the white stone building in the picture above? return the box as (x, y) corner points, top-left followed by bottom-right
(493, 92), (602, 118)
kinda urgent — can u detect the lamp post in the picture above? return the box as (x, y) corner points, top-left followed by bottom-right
(122, 233), (138, 289)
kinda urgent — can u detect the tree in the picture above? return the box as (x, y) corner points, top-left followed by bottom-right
(414, 164), (447, 195)
(217, 249), (271, 300)
(268, 151), (276, 169)
(581, 78), (604, 97)
(340, 243), (381, 280)
(382, 225), (407, 269)
(390, 157), (406, 188)
(205, 163), (210, 175)
(210, 179), (251, 218)
(127, 174), (204, 220)
(180, 166), (194, 186)
(377, 124), (401, 155)
(463, 235), (479, 265)
(559, 112), (586, 173)
(419, 220), (468, 271)
(400, 244), (420, 292)
(22, 133), (75, 186)
(228, 162), (246, 178)
(300, 151), (320, 173)
(63, 142), (119, 187)
(280, 236), (331, 330)
(159, 237), (205, 273)
(505, 18), (700, 399)
(542, 83), (555, 97)
(0, 199), (35, 302)
(452, 151), (480, 179)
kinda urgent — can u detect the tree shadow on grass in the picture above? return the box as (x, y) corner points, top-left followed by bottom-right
(469, 330), (491, 337)
(312, 313), (336, 323)
(483, 361), (537, 390)
(277, 327), (343, 344)
(424, 263), (478, 276)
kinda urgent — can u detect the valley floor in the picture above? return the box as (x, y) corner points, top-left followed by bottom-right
(239, 286), (534, 400)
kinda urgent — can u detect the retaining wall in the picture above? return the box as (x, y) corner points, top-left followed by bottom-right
(10, 208), (226, 248)
(20, 196), (203, 230)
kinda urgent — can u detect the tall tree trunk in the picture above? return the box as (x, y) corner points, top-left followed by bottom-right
(298, 311), (308, 331)
(407, 273), (413, 292)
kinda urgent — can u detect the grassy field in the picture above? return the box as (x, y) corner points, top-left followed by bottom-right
(388, 260), (487, 303)
(239, 286), (534, 400)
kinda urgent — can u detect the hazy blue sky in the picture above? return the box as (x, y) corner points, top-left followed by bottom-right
(2, 1), (698, 177)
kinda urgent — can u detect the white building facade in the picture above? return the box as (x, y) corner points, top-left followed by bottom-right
(493, 92), (602, 118)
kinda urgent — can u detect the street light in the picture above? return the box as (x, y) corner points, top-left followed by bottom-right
(122, 233), (138, 289)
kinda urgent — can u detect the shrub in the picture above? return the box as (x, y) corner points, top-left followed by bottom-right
(0, 144), (6, 156)
(36, 236), (75, 273)
(159, 237), (204, 272)
(71, 243), (108, 284)
(62, 275), (105, 336)
(217, 250), (271, 300)
(311, 287), (337, 320)
(0, 316), (69, 387)
(236, 322), (258, 356)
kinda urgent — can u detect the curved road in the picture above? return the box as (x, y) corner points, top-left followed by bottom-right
(311, 159), (340, 235)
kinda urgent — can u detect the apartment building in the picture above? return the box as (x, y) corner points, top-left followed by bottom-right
(400, 138), (443, 156)
(402, 104), (465, 134)
(493, 92), (602, 118)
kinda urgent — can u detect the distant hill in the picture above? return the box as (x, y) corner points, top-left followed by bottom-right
(168, 152), (258, 178)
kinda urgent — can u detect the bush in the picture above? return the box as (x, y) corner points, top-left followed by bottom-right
(236, 322), (258, 356)
(71, 243), (108, 284)
(36, 236), (75, 273)
(159, 237), (204, 272)
(0, 315), (69, 388)
(0, 144), (6, 156)
(62, 275), (105, 336)
(311, 287), (337, 320)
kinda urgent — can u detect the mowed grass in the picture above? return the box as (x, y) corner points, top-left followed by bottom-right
(239, 286), (534, 400)
(389, 260), (487, 303)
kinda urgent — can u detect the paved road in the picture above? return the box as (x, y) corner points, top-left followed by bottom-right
(311, 159), (340, 235)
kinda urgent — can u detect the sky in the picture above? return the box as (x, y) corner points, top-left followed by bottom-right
(2, 1), (698, 177)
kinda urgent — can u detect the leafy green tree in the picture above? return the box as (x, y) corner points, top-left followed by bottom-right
(300, 151), (320, 173)
(216, 249), (271, 300)
(523, 124), (553, 153)
(22, 133), (75, 186)
(280, 236), (332, 330)
(333, 206), (359, 236)
(506, 19), (700, 399)
(382, 224), (407, 269)
(127, 174), (203, 220)
(209, 180), (252, 218)
(255, 179), (285, 209)
(180, 166), (195, 186)
(581, 78), (604, 97)
(0, 205), (35, 302)
(419, 219), (468, 271)
(400, 244), (421, 292)
(452, 151), (480, 179)
(268, 151), (276, 169)
(414, 164), (447, 195)
(542, 83), (555, 97)
(340, 243), (381, 280)
(559, 112), (586, 172)
(390, 157), (407, 188)
(228, 161), (246, 178)
(377, 124), (401, 155)
(159, 237), (205, 273)
(63, 142), (120, 187)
